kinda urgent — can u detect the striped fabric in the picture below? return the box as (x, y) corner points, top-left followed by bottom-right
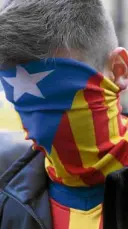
(50, 199), (103, 229)
(45, 71), (128, 186)
(0, 58), (128, 187)
(48, 181), (104, 229)
(49, 181), (104, 211)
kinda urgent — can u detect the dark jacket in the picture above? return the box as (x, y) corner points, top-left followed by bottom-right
(103, 167), (128, 229)
(0, 131), (52, 229)
(2, 131), (128, 229)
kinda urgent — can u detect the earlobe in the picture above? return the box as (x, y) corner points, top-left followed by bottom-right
(109, 47), (128, 89)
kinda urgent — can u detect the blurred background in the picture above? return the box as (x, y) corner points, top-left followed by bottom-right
(104, 0), (128, 113)
(0, 0), (128, 113)
(104, 0), (128, 49)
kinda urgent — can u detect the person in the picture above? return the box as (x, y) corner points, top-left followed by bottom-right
(0, 0), (128, 229)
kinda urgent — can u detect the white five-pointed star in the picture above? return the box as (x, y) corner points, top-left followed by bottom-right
(2, 66), (54, 102)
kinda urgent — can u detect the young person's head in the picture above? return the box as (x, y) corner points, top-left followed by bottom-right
(0, 0), (127, 87)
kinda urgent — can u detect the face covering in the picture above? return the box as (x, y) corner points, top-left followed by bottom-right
(0, 58), (127, 187)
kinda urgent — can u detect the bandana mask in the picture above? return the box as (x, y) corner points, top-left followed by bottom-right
(1, 57), (128, 187)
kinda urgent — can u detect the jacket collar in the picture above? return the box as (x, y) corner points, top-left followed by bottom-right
(0, 145), (51, 229)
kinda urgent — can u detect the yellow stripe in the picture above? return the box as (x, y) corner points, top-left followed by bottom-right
(101, 75), (119, 93)
(121, 116), (128, 126)
(69, 204), (102, 229)
(122, 130), (128, 141)
(98, 77), (128, 176)
(45, 146), (85, 186)
(101, 78), (121, 145)
(68, 90), (99, 168)
(94, 153), (123, 177)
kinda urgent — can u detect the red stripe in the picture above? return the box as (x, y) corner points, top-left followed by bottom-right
(33, 142), (46, 155)
(53, 112), (105, 185)
(53, 113), (83, 171)
(117, 95), (126, 136)
(47, 166), (63, 183)
(22, 126), (29, 140)
(109, 139), (128, 166)
(84, 74), (113, 159)
(99, 212), (103, 229)
(80, 167), (105, 185)
(50, 198), (70, 229)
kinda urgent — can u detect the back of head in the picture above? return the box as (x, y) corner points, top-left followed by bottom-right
(0, 0), (118, 71)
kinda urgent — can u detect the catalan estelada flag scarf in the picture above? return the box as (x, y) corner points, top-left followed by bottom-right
(0, 58), (128, 187)
(1, 57), (128, 229)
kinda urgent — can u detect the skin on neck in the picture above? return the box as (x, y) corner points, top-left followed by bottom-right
(55, 48), (110, 75)
(54, 48), (87, 63)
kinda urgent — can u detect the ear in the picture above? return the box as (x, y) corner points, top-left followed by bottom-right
(109, 47), (128, 89)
